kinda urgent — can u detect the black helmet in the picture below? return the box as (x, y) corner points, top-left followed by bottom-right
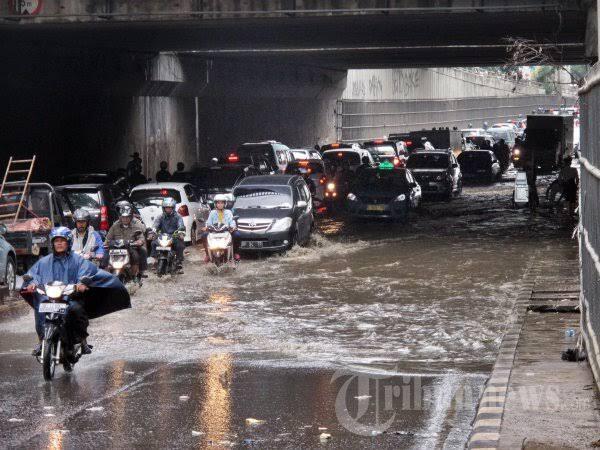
(73, 208), (91, 223)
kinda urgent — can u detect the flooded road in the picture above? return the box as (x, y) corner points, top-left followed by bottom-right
(0, 178), (578, 449)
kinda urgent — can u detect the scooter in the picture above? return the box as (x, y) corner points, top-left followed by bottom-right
(24, 276), (91, 381)
(107, 239), (142, 286)
(155, 232), (182, 277)
(207, 223), (235, 268)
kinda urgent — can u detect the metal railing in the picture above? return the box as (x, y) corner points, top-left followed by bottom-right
(578, 63), (600, 388)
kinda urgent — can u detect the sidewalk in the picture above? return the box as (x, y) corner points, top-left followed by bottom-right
(469, 256), (600, 449)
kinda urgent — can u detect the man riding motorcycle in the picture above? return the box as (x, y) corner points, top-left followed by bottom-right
(71, 209), (104, 261)
(101, 205), (147, 281)
(202, 194), (240, 263)
(22, 227), (130, 356)
(151, 197), (186, 270)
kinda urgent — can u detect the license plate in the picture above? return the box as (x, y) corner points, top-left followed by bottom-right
(241, 241), (263, 249)
(156, 246), (171, 251)
(110, 249), (128, 255)
(39, 303), (67, 313)
(367, 204), (386, 211)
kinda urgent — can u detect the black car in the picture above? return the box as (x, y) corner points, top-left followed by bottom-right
(233, 175), (314, 252)
(57, 183), (129, 232)
(457, 150), (501, 183)
(406, 151), (462, 200)
(346, 167), (421, 221)
(196, 164), (266, 208)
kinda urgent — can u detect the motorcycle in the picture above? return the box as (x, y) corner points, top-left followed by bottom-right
(25, 276), (90, 381)
(207, 223), (235, 267)
(107, 240), (141, 286)
(155, 232), (182, 277)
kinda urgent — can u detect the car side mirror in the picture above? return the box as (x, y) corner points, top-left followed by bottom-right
(0, 224), (7, 235)
(297, 200), (308, 209)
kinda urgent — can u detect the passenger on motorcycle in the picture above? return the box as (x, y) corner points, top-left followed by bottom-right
(202, 194), (240, 263)
(22, 227), (130, 357)
(71, 209), (104, 260)
(101, 205), (147, 280)
(24, 228), (90, 356)
(151, 197), (186, 269)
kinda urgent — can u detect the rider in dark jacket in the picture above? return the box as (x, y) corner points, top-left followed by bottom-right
(151, 197), (186, 267)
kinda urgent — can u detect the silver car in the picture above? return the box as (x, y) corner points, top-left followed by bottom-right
(0, 224), (17, 297)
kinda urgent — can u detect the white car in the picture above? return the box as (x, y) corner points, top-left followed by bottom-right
(322, 148), (375, 171)
(290, 148), (322, 160)
(129, 182), (210, 244)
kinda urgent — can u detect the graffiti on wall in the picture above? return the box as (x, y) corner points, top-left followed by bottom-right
(392, 69), (420, 97)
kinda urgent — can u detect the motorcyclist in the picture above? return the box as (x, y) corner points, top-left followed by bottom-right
(421, 136), (435, 151)
(102, 205), (147, 281)
(151, 197), (186, 270)
(71, 209), (104, 261)
(202, 194), (240, 263)
(24, 227), (90, 356)
(155, 161), (171, 182)
(23, 227), (130, 357)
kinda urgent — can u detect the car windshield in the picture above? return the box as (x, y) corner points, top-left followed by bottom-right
(458, 152), (492, 168)
(322, 151), (361, 165)
(201, 168), (244, 189)
(233, 186), (293, 209)
(466, 136), (494, 150)
(407, 153), (449, 169)
(285, 162), (324, 175)
(353, 170), (408, 191)
(488, 129), (513, 142)
(292, 150), (309, 160)
(364, 145), (396, 157)
(62, 189), (101, 212)
(130, 189), (182, 207)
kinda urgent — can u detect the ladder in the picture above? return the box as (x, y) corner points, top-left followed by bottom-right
(0, 155), (36, 223)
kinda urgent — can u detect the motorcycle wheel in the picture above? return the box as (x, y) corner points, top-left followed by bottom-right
(157, 259), (166, 277)
(42, 339), (57, 381)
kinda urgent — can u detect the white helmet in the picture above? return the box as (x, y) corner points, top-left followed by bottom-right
(214, 194), (228, 203)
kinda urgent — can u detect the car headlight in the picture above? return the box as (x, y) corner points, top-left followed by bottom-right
(396, 194), (406, 202)
(347, 193), (357, 201)
(270, 217), (293, 232)
(326, 182), (336, 191)
(46, 285), (64, 299)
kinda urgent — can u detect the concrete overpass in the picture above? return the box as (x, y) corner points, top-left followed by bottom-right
(0, 1), (594, 68)
(0, 0), (595, 179)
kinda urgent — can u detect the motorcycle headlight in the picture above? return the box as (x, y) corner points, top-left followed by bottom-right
(396, 194), (406, 202)
(513, 148), (521, 156)
(159, 238), (171, 247)
(347, 193), (357, 201)
(46, 285), (64, 299)
(112, 261), (125, 269)
(326, 182), (336, 191)
(271, 217), (293, 232)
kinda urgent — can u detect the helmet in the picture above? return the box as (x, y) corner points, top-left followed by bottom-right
(214, 194), (228, 203)
(162, 197), (177, 210)
(50, 227), (73, 251)
(116, 200), (132, 213)
(119, 205), (133, 217)
(73, 208), (91, 223)
(160, 161), (168, 170)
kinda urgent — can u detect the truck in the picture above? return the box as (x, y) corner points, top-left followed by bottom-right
(389, 128), (463, 155)
(512, 114), (574, 173)
(0, 183), (69, 272)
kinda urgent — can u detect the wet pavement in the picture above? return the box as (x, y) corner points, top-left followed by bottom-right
(0, 176), (579, 449)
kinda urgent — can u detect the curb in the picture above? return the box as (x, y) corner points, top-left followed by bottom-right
(467, 265), (540, 449)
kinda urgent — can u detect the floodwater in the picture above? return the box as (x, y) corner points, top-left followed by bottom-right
(0, 177), (578, 449)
